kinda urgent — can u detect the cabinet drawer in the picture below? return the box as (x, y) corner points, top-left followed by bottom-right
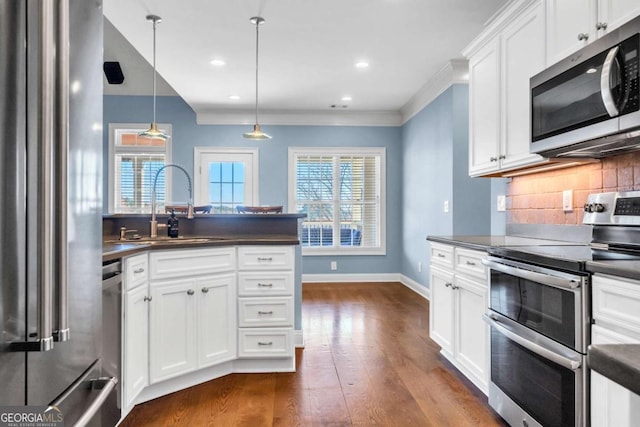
(430, 243), (454, 268)
(150, 247), (235, 280)
(238, 297), (293, 327)
(238, 246), (294, 271)
(455, 248), (487, 281)
(124, 253), (148, 290)
(237, 271), (294, 296)
(593, 274), (640, 337)
(238, 328), (293, 358)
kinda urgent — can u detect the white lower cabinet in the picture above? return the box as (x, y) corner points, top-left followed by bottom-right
(122, 253), (150, 412)
(429, 242), (488, 394)
(121, 244), (297, 417)
(237, 246), (295, 360)
(591, 274), (640, 427)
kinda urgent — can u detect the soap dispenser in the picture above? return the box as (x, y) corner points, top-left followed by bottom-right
(167, 209), (179, 238)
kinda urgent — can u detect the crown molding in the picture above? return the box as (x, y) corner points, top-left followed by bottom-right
(196, 109), (403, 127)
(399, 59), (469, 124)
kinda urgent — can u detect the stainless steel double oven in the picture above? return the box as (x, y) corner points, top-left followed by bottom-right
(482, 191), (640, 427)
(483, 254), (590, 427)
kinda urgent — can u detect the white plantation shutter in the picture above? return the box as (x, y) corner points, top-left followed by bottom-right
(109, 124), (171, 213)
(290, 148), (385, 254)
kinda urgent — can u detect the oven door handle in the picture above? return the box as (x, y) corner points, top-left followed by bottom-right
(483, 314), (582, 371)
(482, 259), (581, 290)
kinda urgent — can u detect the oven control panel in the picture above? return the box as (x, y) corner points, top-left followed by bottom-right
(583, 191), (640, 225)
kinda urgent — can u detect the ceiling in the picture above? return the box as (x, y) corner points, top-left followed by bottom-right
(103, 0), (509, 126)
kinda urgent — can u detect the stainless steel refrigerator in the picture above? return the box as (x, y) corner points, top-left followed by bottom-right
(0, 0), (115, 425)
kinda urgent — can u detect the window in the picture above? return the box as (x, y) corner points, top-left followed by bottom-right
(108, 123), (172, 213)
(194, 148), (259, 213)
(289, 147), (386, 255)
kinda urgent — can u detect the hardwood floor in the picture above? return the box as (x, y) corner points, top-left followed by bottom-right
(120, 282), (506, 426)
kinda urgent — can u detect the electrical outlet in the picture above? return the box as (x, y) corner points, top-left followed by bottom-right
(330, 261), (337, 271)
(497, 195), (506, 212)
(418, 262), (422, 273)
(563, 190), (573, 212)
(443, 200), (450, 213)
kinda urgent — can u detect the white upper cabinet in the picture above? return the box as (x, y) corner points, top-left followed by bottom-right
(466, 0), (546, 176)
(547, 0), (640, 65)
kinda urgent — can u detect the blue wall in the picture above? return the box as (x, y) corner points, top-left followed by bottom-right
(400, 85), (491, 288)
(103, 95), (403, 275)
(104, 84), (494, 288)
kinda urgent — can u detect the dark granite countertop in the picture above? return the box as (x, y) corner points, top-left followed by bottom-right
(103, 234), (299, 262)
(426, 235), (579, 251)
(586, 260), (640, 281)
(588, 344), (640, 396)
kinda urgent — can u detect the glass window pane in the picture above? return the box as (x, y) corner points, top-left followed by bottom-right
(220, 162), (233, 182)
(233, 162), (245, 182)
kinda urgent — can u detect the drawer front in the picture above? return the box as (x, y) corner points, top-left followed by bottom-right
(124, 253), (148, 290)
(150, 247), (236, 280)
(430, 243), (454, 269)
(238, 246), (294, 271)
(238, 297), (293, 327)
(237, 271), (294, 296)
(238, 328), (293, 358)
(593, 274), (640, 337)
(455, 248), (486, 280)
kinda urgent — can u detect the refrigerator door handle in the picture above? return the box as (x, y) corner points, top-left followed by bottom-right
(72, 377), (118, 427)
(53, 0), (70, 343)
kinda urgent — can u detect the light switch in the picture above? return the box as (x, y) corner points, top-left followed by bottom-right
(444, 200), (450, 213)
(497, 195), (506, 212)
(563, 190), (573, 212)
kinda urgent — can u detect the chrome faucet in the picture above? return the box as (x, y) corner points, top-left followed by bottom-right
(150, 164), (194, 238)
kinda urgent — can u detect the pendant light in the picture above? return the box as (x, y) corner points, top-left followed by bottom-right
(139, 14), (169, 140)
(243, 16), (271, 140)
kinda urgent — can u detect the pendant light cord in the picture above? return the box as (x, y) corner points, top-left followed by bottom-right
(254, 20), (260, 125)
(152, 18), (157, 124)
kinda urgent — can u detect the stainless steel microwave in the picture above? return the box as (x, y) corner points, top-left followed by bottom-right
(530, 15), (640, 158)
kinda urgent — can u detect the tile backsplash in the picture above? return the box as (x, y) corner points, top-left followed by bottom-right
(507, 152), (640, 224)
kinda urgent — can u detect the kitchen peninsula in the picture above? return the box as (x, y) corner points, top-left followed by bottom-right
(102, 213), (305, 421)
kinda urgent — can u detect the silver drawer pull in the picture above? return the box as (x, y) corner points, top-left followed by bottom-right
(187, 289), (195, 296)
(445, 283), (452, 288)
(258, 311), (273, 315)
(202, 287), (209, 293)
(258, 341), (273, 346)
(143, 296), (152, 302)
(257, 257), (273, 262)
(257, 283), (273, 287)
(437, 253), (446, 258)
(134, 268), (145, 274)
(466, 261), (476, 266)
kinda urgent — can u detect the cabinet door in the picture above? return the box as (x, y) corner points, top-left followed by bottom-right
(546, 0), (596, 64)
(149, 279), (197, 383)
(455, 275), (488, 392)
(197, 274), (237, 368)
(123, 285), (149, 409)
(591, 325), (640, 427)
(468, 39), (501, 176)
(429, 266), (455, 355)
(500, 1), (546, 171)
(598, 0), (640, 36)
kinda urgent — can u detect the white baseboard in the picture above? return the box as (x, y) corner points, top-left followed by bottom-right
(302, 273), (430, 301)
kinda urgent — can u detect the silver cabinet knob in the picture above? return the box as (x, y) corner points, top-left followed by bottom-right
(143, 296), (152, 302)
(596, 22), (608, 30)
(577, 33), (589, 41)
(445, 282), (452, 288)
(187, 289), (195, 295)
(202, 287), (209, 293)
(489, 156), (498, 162)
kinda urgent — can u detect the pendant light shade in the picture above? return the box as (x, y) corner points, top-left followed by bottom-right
(140, 14), (169, 141)
(243, 16), (271, 140)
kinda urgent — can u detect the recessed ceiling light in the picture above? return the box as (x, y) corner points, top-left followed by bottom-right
(341, 96), (352, 102)
(229, 95), (240, 100)
(210, 59), (226, 66)
(355, 61), (369, 69)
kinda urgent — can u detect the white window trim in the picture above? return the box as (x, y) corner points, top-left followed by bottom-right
(193, 147), (260, 207)
(288, 146), (386, 256)
(107, 123), (173, 213)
